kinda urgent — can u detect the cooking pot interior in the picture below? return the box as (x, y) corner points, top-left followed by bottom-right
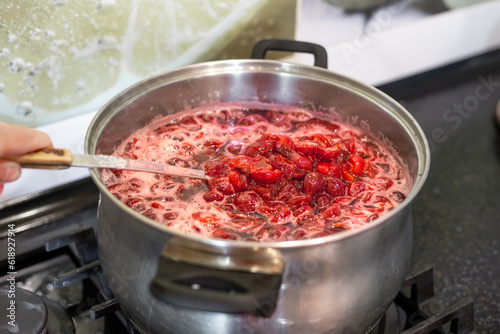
(88, 60), (425, 188)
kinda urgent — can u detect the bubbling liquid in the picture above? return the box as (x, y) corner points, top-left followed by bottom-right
(102, 104), (410, 242)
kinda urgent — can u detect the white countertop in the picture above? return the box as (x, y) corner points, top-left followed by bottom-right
(290, 0), (500, 86)
(2, 0), (500, 203)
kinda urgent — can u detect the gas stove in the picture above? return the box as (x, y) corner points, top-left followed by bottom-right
(3, 50), (499, 333)
(2, 13), (500, 333)
(0, 185), (476, 333)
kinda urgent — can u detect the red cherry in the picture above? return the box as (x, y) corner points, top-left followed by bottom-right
(167, 158), (190, 168)
(316, 162), (340, 178)
(340, 163), (355, 182)
(179, 142), (196, 156)
(310, 133), (331, 147)
(142, 209), (157, 220)
(391, 191), (406, 203)
(316, 162), (329, 175)
(313, 193), (332, 208)
(291, 152), (313, 171)
(268, 226), (289, 240)
(252, 185), (276, 201)
(107, 183), (122, 193)
(302, 172), (325, 195)
(236, 114), (268, 126)
(209, 178), (235, 195)
(249, 157), (281, 184)
(316, 146), (341, 161)
(205, 161), (230, 177)
(203, 190), (225, 202)
(268, 154), (296, 179)
(258, 203), (282, 215)
(231, 218), (265, 233)
(239, 174), (251, 191)
(325, 177), (347, 197)
(296, 119), (340, 132)
(343, 207), (366, 216)
(255, 125), (268, 134)
(373, 196), (393, 208)
(244, 140), (274, 158)
(276, 184), (300, 202)
(274, 134), (294, 159)
(203, 139), (224, 150)
(343, 137), (356, 154)
(125, 198), (145, 211)
(378, 163), (391, 173)
(348, 155), (366, 176)
(311, 231), (330, 238)
(197, 114), (214, 123)
(228, 171), (243, 192)
(163, 212), (179, 220)
(234, 191), (260, 213)
(194, 131), (205, 140)
(352, 142), (370, 158)
(151, 202), (164, 209)
(203, 139), (223, 148)
(295, 215), (314, 226)
(251, 168), (281, 184)
(226, 141), (243, 155)
(320, 205), (341, 220)
(154, 124), (180, 135)
(192, 212), (221, 224)
(347, 181), (368, 197)
(291, 229), (308, 240)
(294, 140), (318, 154)
(286, 195), (312, 209)
(179, 116), (202, 130)
(111, 169), (123, 178)
(299, 215), (327, 232)
(265, 110), (286, 123)
(269, 206), (292, 225)
(275, 134), (294, 147)
(258, 133), (276, 141)
(227, 156), (252, 171)
(363, 162), (377, 178)
(292, 205), (314, 217)
(127, 178), (143, 191)
(374, 176), (394, 190)
(212, 229), (238, 240)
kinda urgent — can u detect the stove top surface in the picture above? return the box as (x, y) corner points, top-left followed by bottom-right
(378, 49), (500, 333)
(1, 48), (499, 334)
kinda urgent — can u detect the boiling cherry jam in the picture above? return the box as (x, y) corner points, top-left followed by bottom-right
(102, 104), (410, 242)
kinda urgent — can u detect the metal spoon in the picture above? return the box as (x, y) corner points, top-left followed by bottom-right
(6, 148), (207, 180)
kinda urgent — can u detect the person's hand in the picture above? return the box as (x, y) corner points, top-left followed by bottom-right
(0, 123), (53, 194)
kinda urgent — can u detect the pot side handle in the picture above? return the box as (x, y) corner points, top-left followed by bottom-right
(251, 39), (328, 69)
(150, 256), (283, 317)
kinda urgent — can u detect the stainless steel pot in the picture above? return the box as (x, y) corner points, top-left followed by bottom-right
(85, 40), (430, 334)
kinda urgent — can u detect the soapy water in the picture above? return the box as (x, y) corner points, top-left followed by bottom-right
(0, 0), (296, 126)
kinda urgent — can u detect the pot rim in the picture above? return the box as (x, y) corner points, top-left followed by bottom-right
(86, 58), (431, 249)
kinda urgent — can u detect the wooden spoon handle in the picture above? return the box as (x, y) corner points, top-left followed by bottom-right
(4, 148), (73, 169)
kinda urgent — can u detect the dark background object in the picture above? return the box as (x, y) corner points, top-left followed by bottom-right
(378, 48), (500, 334)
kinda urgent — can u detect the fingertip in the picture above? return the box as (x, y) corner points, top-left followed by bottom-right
(35, 129), (53, 148)
(0, 123), (53, 156)
(0, 161), (22, 184)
